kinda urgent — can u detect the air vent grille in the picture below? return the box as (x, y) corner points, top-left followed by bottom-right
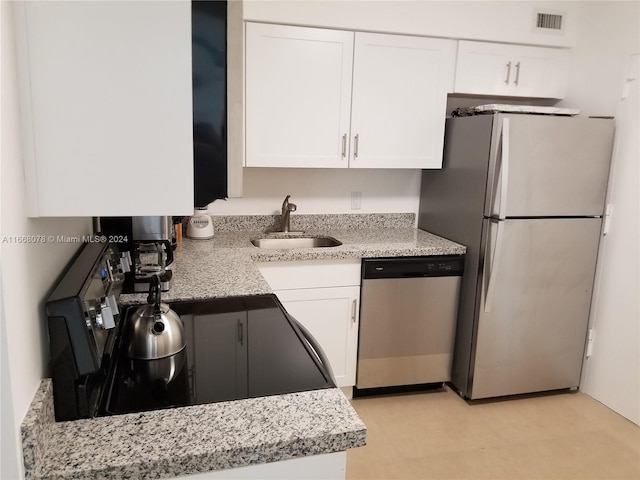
(537, 12), (563, 30)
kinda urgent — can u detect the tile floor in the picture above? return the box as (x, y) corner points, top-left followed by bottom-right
(347, 386), (640, 480)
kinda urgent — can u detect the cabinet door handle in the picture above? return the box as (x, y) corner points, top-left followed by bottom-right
(514, 62), (521, 85)
(504, 61), (512, 85)
(351, 299), (357, 323)
(237, 321), (244, 346)
(341, 134), (347, 158)
(353, 134), (359, 159)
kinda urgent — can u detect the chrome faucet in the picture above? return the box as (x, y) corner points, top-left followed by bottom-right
(280, 195), (297, 232)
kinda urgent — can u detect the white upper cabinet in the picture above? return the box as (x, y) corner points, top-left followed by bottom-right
(350, 33), (455, 169)
(14, 1), (194, 217)
(454, 40), (568, 99)
(245, 23), (354, 168)
(245, 23), (456, 169)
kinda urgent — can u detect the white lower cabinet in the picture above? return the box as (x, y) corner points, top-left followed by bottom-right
(257, 260), (361, 388)
(274, 286), (359, 388)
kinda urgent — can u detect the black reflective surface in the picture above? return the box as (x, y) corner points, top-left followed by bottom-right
(192, 1), (227, 206)
(104, 295), (334, 415)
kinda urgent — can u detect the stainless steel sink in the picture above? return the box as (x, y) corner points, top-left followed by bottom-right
(251, 236), (342, 249)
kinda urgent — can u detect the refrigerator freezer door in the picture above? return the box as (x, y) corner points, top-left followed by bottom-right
(489, 115), (614, 218)
(470, 217), (602, 399)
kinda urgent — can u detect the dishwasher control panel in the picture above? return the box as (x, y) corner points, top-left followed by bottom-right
(362, 255), (465, 279)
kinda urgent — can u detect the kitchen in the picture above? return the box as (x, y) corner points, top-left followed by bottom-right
(1, 1), (638, 479)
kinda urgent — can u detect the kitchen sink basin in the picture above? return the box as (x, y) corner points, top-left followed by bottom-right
(251, 236), (342, 249)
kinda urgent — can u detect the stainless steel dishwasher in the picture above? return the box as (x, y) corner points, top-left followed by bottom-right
(356, 256), (464, 392)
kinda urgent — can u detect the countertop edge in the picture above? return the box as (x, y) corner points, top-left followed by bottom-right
(24, 384), (366, 480)
(21, 380), (54, 480)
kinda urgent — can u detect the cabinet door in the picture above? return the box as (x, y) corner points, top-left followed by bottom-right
(190, 312), (248, 402)
(454, 41), (513, 96)
(245, 23), (354, 168)
(14, 1), (193, 216)
(510, 45), (568, 98)
(274, 287), (360, 388)
(350, 33), (456, 169)
(454, 41), (568, 99)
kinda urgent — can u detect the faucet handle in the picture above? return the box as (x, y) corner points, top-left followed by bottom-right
(282, 194), (291, 212)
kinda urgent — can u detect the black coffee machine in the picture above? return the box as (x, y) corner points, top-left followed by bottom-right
(100, 216), (174, 293)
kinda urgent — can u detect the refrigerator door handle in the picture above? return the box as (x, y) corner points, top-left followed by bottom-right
(484, 218), (506, 313)
(498, 118), (510, 220)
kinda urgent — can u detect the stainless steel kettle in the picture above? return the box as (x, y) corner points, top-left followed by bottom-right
(127, 275), (185, 360)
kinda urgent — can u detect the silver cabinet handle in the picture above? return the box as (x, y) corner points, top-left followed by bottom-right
(341, 134), (347, 158)
(504, 61), (512, 84)
(351, 299), (357, 323)
(514, 62), (521, 85)
(353, 134), (359, 159)
(237, 320), (244, 346)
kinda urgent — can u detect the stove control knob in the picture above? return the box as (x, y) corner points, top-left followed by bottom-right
(85, 306), (96, 328)
(104, 294), (119, 315)
(94, 311), (104, 328)
(119, 251), (132, 273)
(99, 297), (116, 330)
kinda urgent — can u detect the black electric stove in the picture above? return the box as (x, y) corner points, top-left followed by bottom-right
(105, 296), (334, 415)
(46, 242), (334, 421)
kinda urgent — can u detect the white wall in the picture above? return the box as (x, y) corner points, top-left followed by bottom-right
(566, 2), (639, 425)
(560, 1), (640, 116)
(209, 168), (422, 216)
(0, 3), (92, 477)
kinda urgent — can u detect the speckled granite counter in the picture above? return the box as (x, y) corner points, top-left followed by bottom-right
(119, 214), (465, 305)
(22, 214), (465, 480)
(23, 381), (365, 480)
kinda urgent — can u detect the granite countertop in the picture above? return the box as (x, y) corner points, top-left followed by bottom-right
(120, 214), (466, 305)
(22, 214), (465, 480)
(23, 381), (365, 480)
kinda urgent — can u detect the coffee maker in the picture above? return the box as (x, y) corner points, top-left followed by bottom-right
(100, 216), (174, 293)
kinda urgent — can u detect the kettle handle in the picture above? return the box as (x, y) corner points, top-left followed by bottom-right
(164, 240), (174, 266)
(147, 275), (162, 316)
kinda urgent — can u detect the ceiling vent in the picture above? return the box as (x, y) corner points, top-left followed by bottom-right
(534, 11), (565, 34)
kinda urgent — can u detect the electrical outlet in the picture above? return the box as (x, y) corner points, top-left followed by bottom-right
(351, 191), (362, 210)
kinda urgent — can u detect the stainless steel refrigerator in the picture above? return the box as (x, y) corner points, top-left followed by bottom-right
(418, 112), (614, 399)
